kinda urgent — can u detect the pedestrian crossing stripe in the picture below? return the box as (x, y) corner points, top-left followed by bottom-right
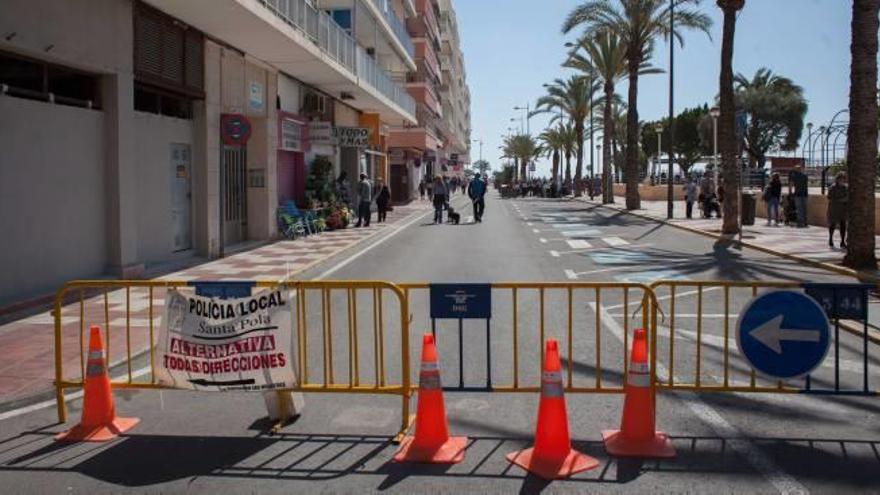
(532, 228), (540, 233)
(550, 250), (560, 257)
(614, 269), (690, 283)
(561, 229), (601, 237)
(566, 240), (591, 249)
(603, 236), (629, 247)
(564, 269), (578, 280)
(552, 223), (589, 229)
(539, 238), (548, 243)
(589, 251), (653, 265)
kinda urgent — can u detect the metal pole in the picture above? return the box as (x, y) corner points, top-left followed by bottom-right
(666, 0), (675, 219)
(589, 73), (595, 180)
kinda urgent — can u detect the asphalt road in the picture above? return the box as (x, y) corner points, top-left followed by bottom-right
(1, 191), (878, 494)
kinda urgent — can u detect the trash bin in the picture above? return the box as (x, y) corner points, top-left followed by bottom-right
(741, 192), (756, 226)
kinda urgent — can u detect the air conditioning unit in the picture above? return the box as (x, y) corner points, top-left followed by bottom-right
(301, 92), (326, 115)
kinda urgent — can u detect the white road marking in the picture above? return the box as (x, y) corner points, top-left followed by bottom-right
(561, 230), (601, 237)
(603, 236), (629, 247)
(564, 269), (578, 280)
(532, 228), (540, 234)
(466, 215), (474, 223)
(603, 287), (723, 311)
(593, 303), (808, 495)
(527, 222), (533, 226)
(550, 250), (560, 258)
(553, 223), (589, 229)
(539, 238), (548, 243)
(566, 240), (592, 250)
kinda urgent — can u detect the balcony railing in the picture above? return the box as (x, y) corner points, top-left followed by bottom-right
(259, 0), (415, 118)
(368, 0), (415, 59)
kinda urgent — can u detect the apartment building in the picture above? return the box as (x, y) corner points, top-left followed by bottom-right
(0, 0), (417, 304)
(387, 0), (471, 202)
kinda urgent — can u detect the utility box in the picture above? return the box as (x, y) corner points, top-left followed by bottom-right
(741, 192), (756, 226)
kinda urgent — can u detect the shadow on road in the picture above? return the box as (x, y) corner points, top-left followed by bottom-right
(1, 422), (879, 491)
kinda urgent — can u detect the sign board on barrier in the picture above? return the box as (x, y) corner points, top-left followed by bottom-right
(156, 287), (296, 391)
(430, 284), (491, 319)
(736, 290), (830, 380)
(803, 283), (870, 320)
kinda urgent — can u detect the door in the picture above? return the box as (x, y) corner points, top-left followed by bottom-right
(390, 163), (407, 203)
(222, 146), (248, 245)
(170, 143), (192, 252)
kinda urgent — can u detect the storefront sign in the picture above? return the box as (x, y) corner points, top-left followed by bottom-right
(335, 126), (370, 148)
(280, 118), (303, 152)
(220, 114), (252, 146)
(308, 121), (334, 145)
(155, 287), (296, 391)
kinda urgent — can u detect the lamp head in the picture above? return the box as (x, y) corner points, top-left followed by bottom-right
(710, 107), (720, 119)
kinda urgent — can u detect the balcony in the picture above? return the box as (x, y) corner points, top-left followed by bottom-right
(143, 0), (415, 124)
(319, 0), (416, 70)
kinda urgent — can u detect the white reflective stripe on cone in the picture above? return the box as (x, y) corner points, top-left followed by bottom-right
(627, 371), (651, 388)
(421, 361), (440, 372)
(629, 362), (649, 373)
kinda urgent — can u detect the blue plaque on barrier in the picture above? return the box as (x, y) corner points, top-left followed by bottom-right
(803, 283), (870, 320)
(430, 284), (492, 319)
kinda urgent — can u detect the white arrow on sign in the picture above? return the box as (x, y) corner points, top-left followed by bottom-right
(749, 314), (821, 354)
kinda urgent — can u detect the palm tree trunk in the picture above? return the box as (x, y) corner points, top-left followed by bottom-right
(552, 149), (560, 184)
(625, 58), (641, 210)
(719, 3), (741, 234)
(603, 84), (614, 204)
(844, 0), (880, 269)
(574, 122), (584, 196)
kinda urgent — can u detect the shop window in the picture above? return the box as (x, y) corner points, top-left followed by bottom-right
(0, 51), (101, 109)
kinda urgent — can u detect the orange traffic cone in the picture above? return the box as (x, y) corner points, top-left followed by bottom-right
(56, 325), (139, 442)
(393, 333), (467, 463)
(507, 339), (599, 479)
(602, 328), (675, 458)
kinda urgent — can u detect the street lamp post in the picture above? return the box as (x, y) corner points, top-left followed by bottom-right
(710, 106), (720, 193)
(803, 122), (814, 166)
(513, 104), (531, 135)
(665, 0), (676, 219)
(810, 126), (825, 170)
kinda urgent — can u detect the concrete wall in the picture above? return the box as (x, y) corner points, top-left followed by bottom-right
(133, 112), (194, 263)
(613, 184), (686, 201)
(0, 97), (106, 305)
(754, 194), (880, 232)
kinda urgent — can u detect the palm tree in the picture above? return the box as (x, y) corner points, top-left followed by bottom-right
(564, 0), (711, 210)
(539, 126), (565, 183)
(502, 134), (542, 180)
(844, 0), (879, 269)
(532, 75), (599, 195)
(560, 122), (578, 187)
(717, 0), (744, 235)
(566, 28), (662, 204)
(734, 68), (808, 168)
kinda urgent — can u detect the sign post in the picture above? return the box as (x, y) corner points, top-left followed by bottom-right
(736, 290), (830, 380)
(429, 284), (492, 391)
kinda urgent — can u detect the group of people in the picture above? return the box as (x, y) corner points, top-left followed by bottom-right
(423, 174), (488, 224)
(680, 164), (849, 249)
(336, 171), (392, 228)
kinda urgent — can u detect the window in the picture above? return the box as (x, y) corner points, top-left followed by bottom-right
(328, 9), (353, 34)
(134, 83), (194, 119)
(134, 1), (204, 97)
(0, 51), (101, 109)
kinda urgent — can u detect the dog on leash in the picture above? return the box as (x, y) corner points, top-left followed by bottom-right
(447, 205), (461, 225)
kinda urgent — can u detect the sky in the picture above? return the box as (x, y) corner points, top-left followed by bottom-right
(454, 0), (853, 177)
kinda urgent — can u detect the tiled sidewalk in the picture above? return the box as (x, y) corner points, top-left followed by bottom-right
(590, 196), (880, 273)
(0, 201), (431, 408)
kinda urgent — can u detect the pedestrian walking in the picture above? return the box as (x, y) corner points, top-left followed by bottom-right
(354, 173), (372, 228)
(418, 179), (426, 200)
(432, 176), (448, 224)
(468, 173), (488, 222)
(683, 177), (697, 219)
(375, 180), (391, 223)
(788, 164), (809, 227)
(827, 172), (848, 249)
(764, 173), (782, 226)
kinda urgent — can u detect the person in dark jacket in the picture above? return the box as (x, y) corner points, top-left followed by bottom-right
(764, 173), (782, 226)
(827, 173), (848, 248)
(432, 176), (448, 224)
(467, 173), (488, 222)
(375, 180), (391, 223)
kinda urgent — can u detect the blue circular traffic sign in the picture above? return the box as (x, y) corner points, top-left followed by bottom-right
(736, 290), (830, 380)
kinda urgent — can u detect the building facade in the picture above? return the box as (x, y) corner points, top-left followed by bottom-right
(0, 0), (419, 305)
(387, 0), (471, 202)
